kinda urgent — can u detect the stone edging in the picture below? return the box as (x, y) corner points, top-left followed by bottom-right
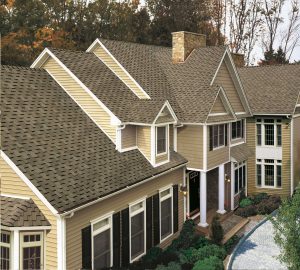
(227, 210), (278, 270)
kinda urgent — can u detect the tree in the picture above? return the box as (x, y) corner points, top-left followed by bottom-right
(260, 46), (289, 65)
(271, 189), (300, 270)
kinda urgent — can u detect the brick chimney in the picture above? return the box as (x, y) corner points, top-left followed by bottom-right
(231, 53), (245, 68)
(172, 31), (206, 63)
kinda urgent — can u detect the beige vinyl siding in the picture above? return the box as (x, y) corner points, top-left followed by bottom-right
(293, 116), (300, 189)
(246, 118), (291, 197)
(137, 126), (151, 161)
(207, 147), (230, 170)
(214, 62), (245, 113)
(65, 168), (184, 268)
(156, 153), (168, 164)
(177, 125), (203, 170)
(121, 125), (137, 149)
(43, 57), (116, 142)
(93, 46), (149, 99)
(0, 157), (57, 269)
(210, 95), (227, 114)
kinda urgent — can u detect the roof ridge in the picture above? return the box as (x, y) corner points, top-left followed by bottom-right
(239, 63), (300, 69)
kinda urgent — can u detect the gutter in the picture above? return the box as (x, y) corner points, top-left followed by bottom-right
(60, 162), (187, 217)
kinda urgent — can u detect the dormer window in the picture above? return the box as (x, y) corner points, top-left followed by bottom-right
(156, 126), (167, 155)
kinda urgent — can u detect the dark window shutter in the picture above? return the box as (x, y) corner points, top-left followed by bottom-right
(173, 185), (179, 233)
(225, 124), (228, 146)
(146, 196), (153, 250)
(153, 193), (160, 246)
(81, 225), (92, 269)
(241, 120), (244, 138)
(209, 126), (213, 151)
(113, 212), (121, 268)
(121, 208), (130, 267)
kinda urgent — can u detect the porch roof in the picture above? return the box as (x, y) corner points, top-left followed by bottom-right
(230, 143), (254, 163)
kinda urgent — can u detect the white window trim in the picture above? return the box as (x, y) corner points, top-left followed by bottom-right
(19, 231), (44, 270)
(234, 161), (247, 195)
(0, 231), (11, 268)
(159, 185), (173, 243)
(91, 213), (113, 269)
(129, 198), (146, 263)
(256, 159), (282, 189)
(256, 119), (282, 147)
(155, 125), (168, 156)
(231, 119), (244, 141)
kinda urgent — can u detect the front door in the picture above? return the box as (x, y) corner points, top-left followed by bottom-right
(189, 171), (200, 215)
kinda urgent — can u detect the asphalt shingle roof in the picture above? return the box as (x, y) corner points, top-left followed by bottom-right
(238, 64), (300, 115)
(1, 196), (50, 227)
(1, 65), (187, 213)
(231, 143), (254, 163)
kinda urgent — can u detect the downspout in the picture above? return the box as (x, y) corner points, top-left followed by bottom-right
(116, 124), (126, 151)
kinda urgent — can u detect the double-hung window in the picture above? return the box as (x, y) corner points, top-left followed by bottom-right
(160, 187), (173, 241)
(231, 120), (244, 140)
(156, 126), (167, 155)
(209, 124), (226, 150)
(234, 161), (246, 194)
(130, 200), (146, 261)
(256, 119), (282, 146)
(0, 232), (10, 270)
(20, 232), (43, 270)
(256, 159), (282, 188)
(92, 215), (112, 269)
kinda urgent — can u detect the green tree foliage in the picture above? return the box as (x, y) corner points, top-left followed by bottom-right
(271, 189), (300, 270)
(260, 46), (289, 65)
(209, 215), (224, 245)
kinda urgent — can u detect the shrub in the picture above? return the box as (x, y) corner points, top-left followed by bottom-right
(192, 256), (224, 270)
(235, 205), (257, 217)
(253, 193), (268, 205)
(190, 235), (211, 249)
(224, 235), (240, 254)
(141, 247), (163, 268)
(269, 194), (281, 204)
(256, 198), (280, 215)
(155, 261), (181, 270)
(239, 198), (253, 208)
(209, 216), (224, 245)
(158, 251), (179, 266)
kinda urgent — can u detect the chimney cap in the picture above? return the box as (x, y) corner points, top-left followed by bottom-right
(171, 31), (206, 37)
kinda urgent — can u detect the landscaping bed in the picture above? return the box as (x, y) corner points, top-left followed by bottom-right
(235, 192), (281, 218)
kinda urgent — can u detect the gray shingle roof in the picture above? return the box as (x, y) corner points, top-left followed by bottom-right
(1, 65), (187, 213)
(100, 39), (227, 123)
(1, 196), (50, 227)
(231, 143), (254, 163)
(238, 64), (300, 115)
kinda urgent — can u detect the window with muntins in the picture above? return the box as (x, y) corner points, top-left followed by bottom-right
(234, 161), (246, 194)
(130, 200), (146, 261)
(156, 126), (167, 155)
(256, 159), (282, 188)
(92, 216), (112, 269)
(256, 119), (282, 146)
(209, 124), (227, 150)
(0, 232), (10, 270)
(231, 120), (244, 140)
(160, 187), (173, 241)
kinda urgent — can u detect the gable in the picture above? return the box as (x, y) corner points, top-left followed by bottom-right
(155, 106), (176, 124)
(92, 42), (150, 100)
(210, 94), (227, 114)
(214, 62), (245, 113)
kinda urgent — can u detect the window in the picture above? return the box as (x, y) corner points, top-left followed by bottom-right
(130, 200), (146, 261)
(231, 120), (244, 140)
(20, 232), (43, 270)
(0, 232), (10, 270)
(156, 126), (167, 155)
(256, 159), (282, 188)
(209, 124), (227, 150)
(92, 216), (112, 269)
(234, 162), (246, 194)
(160, 187), (173, 241)
(256, 119), (282, 146)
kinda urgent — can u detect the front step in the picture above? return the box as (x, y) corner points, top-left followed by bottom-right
(221, 216), (249, 244)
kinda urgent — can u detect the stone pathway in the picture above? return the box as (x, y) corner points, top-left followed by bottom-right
(231, 220), (287, 270)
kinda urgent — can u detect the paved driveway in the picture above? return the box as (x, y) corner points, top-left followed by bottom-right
(231, 220), (287, 270)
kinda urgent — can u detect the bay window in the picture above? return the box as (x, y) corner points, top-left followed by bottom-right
(20, 232), (43, 270)
(156, 126), (167, 155)
(231, 120), (244, 140)
(92, 216), (112, 269)
(256, 119), (282, 146)
(0, 232), (10, 270)
(234, 161), (246, 194)
(209, 124), (227, 150)
(130, 200), (146, 261)
(256, 159), (282, 188)
(160, 187), (173, 241)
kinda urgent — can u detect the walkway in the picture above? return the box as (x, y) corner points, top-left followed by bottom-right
(230, 220), (287, 270)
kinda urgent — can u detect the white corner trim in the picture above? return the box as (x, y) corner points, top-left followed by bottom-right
(1, 151), (58, 216)
(150, 125), (156, 165)
(203, 125), (208, 171)
(32, 48), (121, 125)
(57, 216), (66, 270)
(153, 100), (179, 125)
(89, 39), (151, 100)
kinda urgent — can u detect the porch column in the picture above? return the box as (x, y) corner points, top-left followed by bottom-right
(217, 164), (226, 214)
(12, 230), (19, 270)
(199, 171), (208, 227)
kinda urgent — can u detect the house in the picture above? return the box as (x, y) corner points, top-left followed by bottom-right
(1, 31), (299, 269)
